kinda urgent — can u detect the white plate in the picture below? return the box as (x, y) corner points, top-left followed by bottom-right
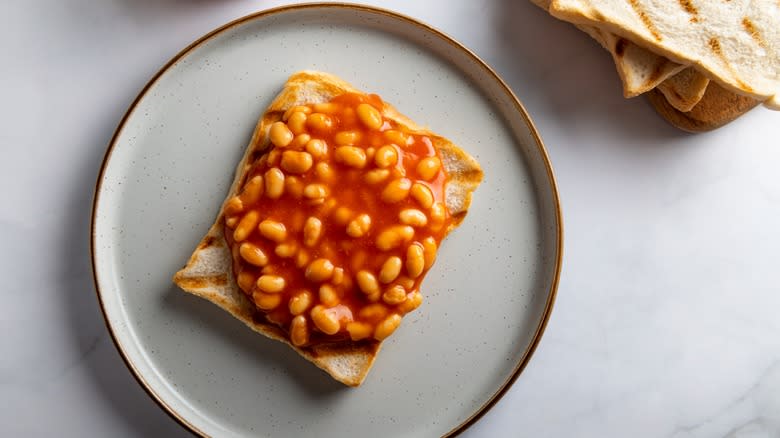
(91, 4), (562, 437)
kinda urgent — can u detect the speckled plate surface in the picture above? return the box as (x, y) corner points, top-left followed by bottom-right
(91, 4), (562, 437)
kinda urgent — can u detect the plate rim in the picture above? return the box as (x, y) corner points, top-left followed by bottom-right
(89, 2), (564, 437)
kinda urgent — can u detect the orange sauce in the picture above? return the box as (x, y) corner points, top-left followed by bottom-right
(223, 93), (452, 345)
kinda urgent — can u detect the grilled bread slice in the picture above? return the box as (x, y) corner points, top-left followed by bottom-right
(173, 71), (483, 386)
(647, 80), (759, 132)
(656, 67), (710, 113)
(549, 0), (780, 109)
(577, 25), (685, 97)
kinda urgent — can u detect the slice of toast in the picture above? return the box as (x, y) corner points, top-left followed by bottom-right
(656, 67), (710, 113)
(548, 0), (780, 109)
(173, 71), (483, 386)
(647, 80), (759, 133)
(576, 25), (685, 97)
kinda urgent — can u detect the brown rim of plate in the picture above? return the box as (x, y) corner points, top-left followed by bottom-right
(89, 2), (564, 437)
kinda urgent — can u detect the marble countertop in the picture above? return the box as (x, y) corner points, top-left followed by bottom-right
(3, 0), (779, 436)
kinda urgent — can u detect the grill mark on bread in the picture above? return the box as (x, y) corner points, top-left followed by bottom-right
(647, 59), (666, 84)
(198, 235), (220, 249)
(628, 0), (663, 41)
(614, 38), (628, 57)
(741, 18), (767, 50)
(677, 0), (699, 22)
(708, 37), (754, 92)
(177, 274), (228, 289)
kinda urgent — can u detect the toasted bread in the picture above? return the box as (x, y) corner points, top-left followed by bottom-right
(173, 71), (483, 386)
(577, 25), (685, 97)
(549, 0), (780, 109)
(647, 80), (759, 132)
(656, 67), (710, 113)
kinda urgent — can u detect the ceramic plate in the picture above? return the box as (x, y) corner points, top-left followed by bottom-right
(91, 4), (562, 437)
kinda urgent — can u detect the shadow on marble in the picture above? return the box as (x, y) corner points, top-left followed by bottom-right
(61, 102), (191, 437)
(160, 284), (348, 398)
(492, 0), (687, 143)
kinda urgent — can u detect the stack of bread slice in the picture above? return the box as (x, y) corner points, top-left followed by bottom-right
(531, 0), (779, 132)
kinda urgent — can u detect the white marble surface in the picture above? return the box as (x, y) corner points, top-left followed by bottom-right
(2, 0), (779, 436)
